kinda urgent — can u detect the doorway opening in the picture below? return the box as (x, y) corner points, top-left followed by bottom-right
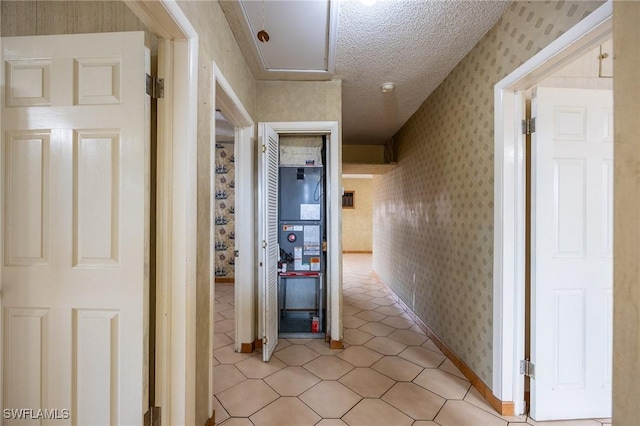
(523, 38), (613, 420)
(276, 134), (328, 338)
(211, 65), (254, 363)
(213, 109), (237, 348)
(258, 121), (342, 361)
(341, 174), (375, 257)
(493, 1), (612, 420)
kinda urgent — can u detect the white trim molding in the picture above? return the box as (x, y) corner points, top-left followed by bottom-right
(211, 61), (255, 361)
(128, 0), (199, 424)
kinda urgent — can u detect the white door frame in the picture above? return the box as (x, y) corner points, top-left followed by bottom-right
(492, 2), (612, 415)
(123, 1), (199, 423)
(261, 121), (342, 344)
(211, 63), (254, 356)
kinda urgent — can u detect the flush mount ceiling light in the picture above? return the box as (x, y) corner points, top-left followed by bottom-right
(257, 0), (270, 42)
(381, 82), (395, 93)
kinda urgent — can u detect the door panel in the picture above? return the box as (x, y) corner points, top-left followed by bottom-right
(258, 123), (279, 361)
(5, 131), (50, 265)
(530, 87), (612, 420)
(1, 32), (147, 425)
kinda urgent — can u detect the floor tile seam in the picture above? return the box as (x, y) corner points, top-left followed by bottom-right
(454, 397), (514, 426)
(338, 376), (398, 402)
(213, 395), (231, 421)
(213, 377), (249, 397)
(297, 381), (364, 420)
(248, 396), (324, 424)
(216, 387), (273, 419)
(435, 364), (472, 384)
(301, 360), (358, 381)
(461, 384), (523, 423)
(260, 376), (293, 400)
(410, 370), (470, 401)
(224, 362), (252, 383)
(400, 376), (458, 405)
(231, 392), (279, 419)
(337, 397), (364, 425)
(378, 384), (447, 423)
(337, 371), (397, 399)
(432, 398), (454, 424)
(341, 396), (415, 423)
(370, 360), (425, 382)
(213, 355), (244, 365)
(234, 363), (284, 381)
(353, 314), (390, 323)
(362, 345), (407, 357)
(299, 362), (334, 380)
(396, 347), (449, 368)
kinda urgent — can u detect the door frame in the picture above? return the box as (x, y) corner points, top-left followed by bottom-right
(492, 2), (612, 415)
(258, 121), (342, 344)
(122, 0), (199, 423)
(211, 63), (255, 353)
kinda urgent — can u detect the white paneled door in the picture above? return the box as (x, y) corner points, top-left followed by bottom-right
(257, 123), (280, 361)
(530, 87), (613, 420)
(1, 33), (147, 425)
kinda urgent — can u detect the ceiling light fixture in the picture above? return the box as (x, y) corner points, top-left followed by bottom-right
(257, 0), (270, 42)
(381, 82), (395, 93)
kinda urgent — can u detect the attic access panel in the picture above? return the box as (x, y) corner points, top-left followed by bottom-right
(239, 0), (337, 74)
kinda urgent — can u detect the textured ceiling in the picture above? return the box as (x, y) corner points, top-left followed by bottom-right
(337, 1), (511, 145)
(220, 1), (511, 145)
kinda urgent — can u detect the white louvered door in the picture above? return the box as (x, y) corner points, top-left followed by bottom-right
(530, 87), (613, 420)
(1, 32), (147, 425)
(258, 123), (279, 361)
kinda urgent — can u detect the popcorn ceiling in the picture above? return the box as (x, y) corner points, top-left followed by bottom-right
(334, 1), (511, 145)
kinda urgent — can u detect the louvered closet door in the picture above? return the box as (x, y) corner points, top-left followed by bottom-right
(258, 123), (279, 361)
(1, 32), (147, 425)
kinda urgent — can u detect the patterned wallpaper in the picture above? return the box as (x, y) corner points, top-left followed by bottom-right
(372, 0), (604, 387)
(215, 142), (236, 279)
(177, 1), (256, 422)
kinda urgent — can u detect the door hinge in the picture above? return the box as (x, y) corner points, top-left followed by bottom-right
(144, 406), (161, 426)
(234, 250), (239, 257)
(520, 359), (535, 379)
(263, 336), (268, 345)
(522, 117), (536, 135)
(262, 144), (266, 153)
(146, 74), (164, 99)
(262, 240), (267, 248)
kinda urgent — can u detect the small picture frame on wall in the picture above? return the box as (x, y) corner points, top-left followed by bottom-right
(342, 191), (355, 209)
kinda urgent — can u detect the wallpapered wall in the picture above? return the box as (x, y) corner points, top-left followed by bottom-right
(1, 0), (156, 51)
(613, 3), (640, 423)
(373, 0), (604, 387)
(215, 143), (236, 279)
(342, 178), (373, 252)
(176, 1), (257, 423)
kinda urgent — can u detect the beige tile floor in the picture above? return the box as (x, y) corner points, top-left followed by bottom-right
(213, 254), (612, 426)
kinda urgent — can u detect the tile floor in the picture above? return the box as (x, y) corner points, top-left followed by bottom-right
(213, 254), (612, 426)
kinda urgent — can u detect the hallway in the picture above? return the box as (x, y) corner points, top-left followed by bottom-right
(212, 254), (611, 426)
